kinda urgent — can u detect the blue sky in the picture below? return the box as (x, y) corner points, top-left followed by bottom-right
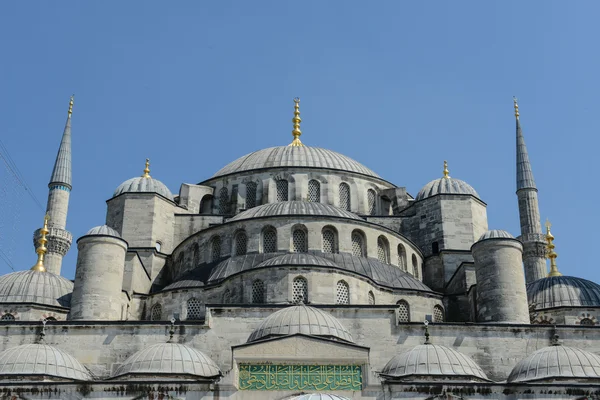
(0, 1), (598, 283)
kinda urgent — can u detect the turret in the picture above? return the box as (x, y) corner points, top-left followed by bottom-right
(33, 96), (74, 275)
(514, 98), (547, 283)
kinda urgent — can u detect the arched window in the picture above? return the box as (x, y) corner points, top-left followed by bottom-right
(150, 304), (162, 321)
(292, 277), (308, 304)
(432, 241), (440, 255)
(246, 182), (257, 209)
(377, 236), (389, 264)
(234, 231), (247, 256)
(192, 243), (200, 267)
(336, 280), (350, 305)
(262, 228), (277, 253)
(368, 291), (375, 305)
(276, 179), (288, 202)
(580, 318), (595, 326)
(397, 244), (407, 271)
(0, 313), (14, 321)
(339, 183), (351, 211)
(351, 231), (366, 257)
(222, 288), (231, 303)
(45, 316), (56, 321)
(187, 298), (202, 320)
(155, 241), (162, 252)
(252, 280), (265, 303)
(412, 254), (419, 278)
(322, 227), (338, 254)
(218, 187), (229, 214)
(292, 228), (308, 253)
(367, 189), (376, 215)
(308, 180), (321, 202)
(433, 305), (444, 323)
(397, 300), (410, 322)
(210, 236), (221, 262)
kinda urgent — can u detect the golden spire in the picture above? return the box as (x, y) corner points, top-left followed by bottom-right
(289, 97), (304, 147)
(142, 158), (151, 178)
(443, 160), (450, 179)
(31, 214), (50, 272)
(68, 94), (74, 116)
(545, 219), (562, 277)
(513, 96), (519, 119)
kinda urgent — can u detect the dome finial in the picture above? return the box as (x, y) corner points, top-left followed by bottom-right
(423, 320), (432, 345)
(142, 158), (151, 178)
(545, 219), (562, 277)
(31, 214), (50, 272)
(289, 97), (304, 147)
(443, 160), (450, 179)
(68, 94), (74, 116)
(513, 96), (519, 119)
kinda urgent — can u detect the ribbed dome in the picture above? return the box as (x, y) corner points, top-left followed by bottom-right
(527, 276), (600, 310)
(478, 230), (515, 241)
(113, 176), (173, 199)
(248, 305), (354, 343)
(416, 177), (479, 201)
(85, 225), (121, 237)
(508, 345), (600, 383)
(0, 270), (72, 308)
(212, 146), (379, 178)
(289, 395), (350, 400)
(256, 253), (339, 269)
(0, 344), (90, 381)
(229, 201), (362, 222)
(113, 343), (221, 379)
(380, 344), (489, 381)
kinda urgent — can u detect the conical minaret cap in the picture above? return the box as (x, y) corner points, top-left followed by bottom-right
(49, 95), (74, 189)
(514, 97), (537, 191)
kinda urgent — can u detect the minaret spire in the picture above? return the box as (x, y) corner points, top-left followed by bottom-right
(514, 98), (536, 191)
(49, 95), (73, 189)
(289, 97), (304, 147)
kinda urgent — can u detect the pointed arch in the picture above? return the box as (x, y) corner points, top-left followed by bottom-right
(308, 179), (321, 202)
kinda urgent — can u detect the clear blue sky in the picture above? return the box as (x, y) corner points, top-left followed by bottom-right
(0, 1), (598, 283)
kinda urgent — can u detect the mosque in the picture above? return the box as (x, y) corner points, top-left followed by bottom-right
(0, 95), (598, 399)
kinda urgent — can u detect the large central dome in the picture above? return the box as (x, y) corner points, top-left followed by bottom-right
(211, 146), (380, 178)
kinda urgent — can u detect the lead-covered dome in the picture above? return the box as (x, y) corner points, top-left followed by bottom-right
(113, 176), (173, 199)
(380, 344), (489, 382)
(248, 305), (354, 343)
(0, 270), (72, 308)
(527, 276), (600, 310)
(508, 345), (600, 383)
(478, 230), (514, 241)
(112, 343), (221, 380)
(212, 146), (379, 178)
(416, 177), (479, 201)
(228, 201), (363, 222)
(85, 225), (121, 237)
(0, 344), (91, 381)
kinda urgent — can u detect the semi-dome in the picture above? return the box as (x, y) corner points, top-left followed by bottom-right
(0, 344), (91, 381)
(256, 253), (339, 269)
(0, 270), (72, 308)
(527, 276), (600, 310)
(212, 146), (379, 179)
(508, 345), (600, 383)
(228, 201), (362, 222)
(113, 176), (173, 199)
(477, 230), (515, 241)
(380, 344), (489, 382)
(289, 395), (350, 400)
(247, 305), (354, 343)
(416, 177), (479, 201)
(85, 225), (121, 237)
(112, 343), (221, 380)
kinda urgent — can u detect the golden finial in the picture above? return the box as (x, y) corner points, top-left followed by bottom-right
(443, 160), (450, 179)
(545, 219), (562, 277)
(31, 214), (50, 272)
(289, 97), (304, 147)
(68, 95), (74, 116)
(142, 158), (151, 178)
(513, 96), (519, 119)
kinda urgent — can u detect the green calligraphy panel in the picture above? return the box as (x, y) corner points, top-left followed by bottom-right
(238, 364), (362, 391)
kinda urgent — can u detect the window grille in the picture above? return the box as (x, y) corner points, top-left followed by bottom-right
(412, 254), (419, 278)
(1, 313), (14, 321)
(246, 182), (257, 209)
(377, 236), (389, 264)
(336, 280), (350, 305)
(252, 280), (265, 303)
(580, 318), (595, 325)
(211, 237), (221, 262)
(308, 180), (320, 202)
(433, 305), (444, 323)
(322, 228), (337, 254)
(292, 229), (308, 252)
(150, 304), (162, 321)
(397, 245), (407, 271)
(368, 291), (375, 305)
(187, 298), (202, 320)
(222, 288), (231, 303)
(235, 231), (247, 256)
(276, 180), (288, 202)
(339, 183), (351, 211)
(397, 301), (410, 322)
(193, 244), (200, 267)
(263, 229), (277, 253)
(218, 187), (229, 214)
(351, 232), (365, 257)
(292, 277), (308, 303)
(367, 189), (376, 215)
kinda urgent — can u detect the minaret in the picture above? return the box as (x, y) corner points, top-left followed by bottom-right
(33, 95), (74, 275)
(514, 98), (546, 283)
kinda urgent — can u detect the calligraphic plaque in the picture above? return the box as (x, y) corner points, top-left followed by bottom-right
(238, 364), (362, 391)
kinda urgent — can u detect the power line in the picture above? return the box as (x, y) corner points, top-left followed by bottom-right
(0, 139), (45, 212)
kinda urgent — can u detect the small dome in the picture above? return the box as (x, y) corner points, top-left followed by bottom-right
(113, 343), (221, 380)
(416, 177), (479, 201)
(85, 225), (121, 237)
(527, 276), (600, 310)
(248, 305), (354, 343)
(0, 344), (90, 381)
(380, 344), (489, 382)
(508, 345), (600, 383)
(212, 146), (379, 179)
(228, 201), (362, 222)
(478, 230), (515, 241)
(289, 395), (350, 400)
(113, 176), (173, 199)
(0, 270), (72, 308)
